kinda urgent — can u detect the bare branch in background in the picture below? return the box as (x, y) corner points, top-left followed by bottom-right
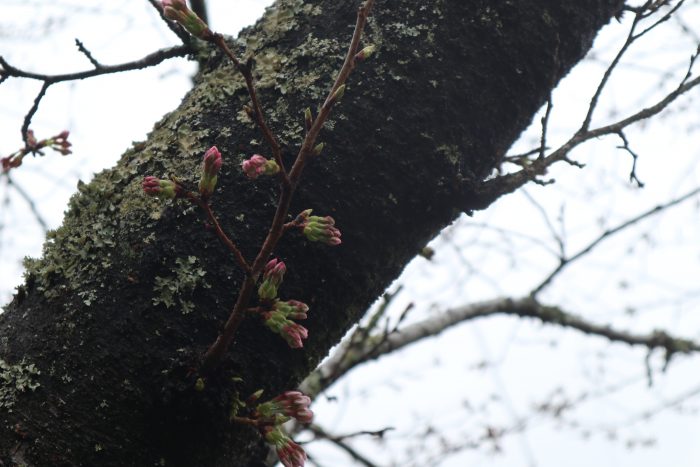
(301, 295), (700, 401)
(0, 45), (190, 143)
(308, 425), (384, 467)
(531, 185), (700, 295)
(466, 3), (700, 211)
(3, 174), (48, 233)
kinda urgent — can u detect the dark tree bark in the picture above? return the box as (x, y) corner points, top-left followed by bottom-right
(0, 0), (624, 465)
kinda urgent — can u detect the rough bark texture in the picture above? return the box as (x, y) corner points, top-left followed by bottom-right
(0, 0), (624, 465)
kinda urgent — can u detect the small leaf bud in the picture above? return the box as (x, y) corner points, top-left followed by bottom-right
(312, 143), (325, 157)
(354, 44), (377, 62)
(304, 107), (313, 133)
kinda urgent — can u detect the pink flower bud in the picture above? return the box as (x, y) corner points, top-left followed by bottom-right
(263, 426), (308, 467)
(1, 156), (22, 172)
(142, 176), (178, 199)
(241, 154), (280, 179)
(256, 391), (313, 424)
(263, 310), (309, 349)
(49, 130), (72, 155)
(199, 146), (222, 197)
(258, 259), (286, 300)
(281, 323), (308, 349)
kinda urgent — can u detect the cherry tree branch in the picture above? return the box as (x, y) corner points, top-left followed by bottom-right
(466, 3), (699, 211)
(301, 295), (700, 399)
(0, 45), (191, 143)
(531, 184), (700, 295)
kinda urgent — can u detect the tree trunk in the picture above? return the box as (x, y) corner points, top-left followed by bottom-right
(0, 0), (624, 465)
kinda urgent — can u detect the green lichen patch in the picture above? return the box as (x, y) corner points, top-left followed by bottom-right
(0, 358), (40, 411)
(153, 256), (210, 315)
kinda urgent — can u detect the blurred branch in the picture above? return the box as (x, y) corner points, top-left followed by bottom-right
(308, 425), (383, 467)
(300, 296), (700, 399)
(4, 174), (48, 233)
(0, 45), (191, 143)
(531, 184), (700, 295)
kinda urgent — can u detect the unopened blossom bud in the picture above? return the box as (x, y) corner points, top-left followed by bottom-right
(354, 44), (377, 62)
(142, 176), (178, 199)
(161, 0), (212, 40)
(312, 143), (324, 157)
(256, 391), (313, 424)
(301, 214), (342, 246)
(199, 146), (222, 197)
(263, 311), (309, 349)
(1, 156), (22, 172)
(241, 154), (280, 179)
(258, 259), (286, 300)
(48, 130), (72, 155)
(274, 300), (309, 320)
(263, 426), (308, 467)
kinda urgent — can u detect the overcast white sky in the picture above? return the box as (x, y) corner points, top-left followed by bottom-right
(2, 1), (700, 466)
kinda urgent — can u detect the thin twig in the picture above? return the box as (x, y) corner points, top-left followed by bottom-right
(210, 37), (287, 180)
(1, 45), (190, 142)
(531, 185), (700, 295)
(74, 39), (102, 68)
(309, 425), (381, 467)
(186, 193), (251, 274)
(615, 130), (644, 187)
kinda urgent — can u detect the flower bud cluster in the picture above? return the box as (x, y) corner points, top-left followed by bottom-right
(251, 390), (313, 467)
(199, 146), (222, 198)
(296, 209), (342, 246)
(2, 130), (72, 173)
(45, 130), (72, 155)
(256, 390), (313, 424)
(241, 154), (280, 179)
(262, 300), (310, 349)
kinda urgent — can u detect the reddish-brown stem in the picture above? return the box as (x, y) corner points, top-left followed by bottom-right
(186, 192), (252, 275)
(231, 415), (260, 427)
(201, 275), (256, 374)
(289, 0), (376, 185)
(210, 34), (289, 185)
(200, 0), (376, 373)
